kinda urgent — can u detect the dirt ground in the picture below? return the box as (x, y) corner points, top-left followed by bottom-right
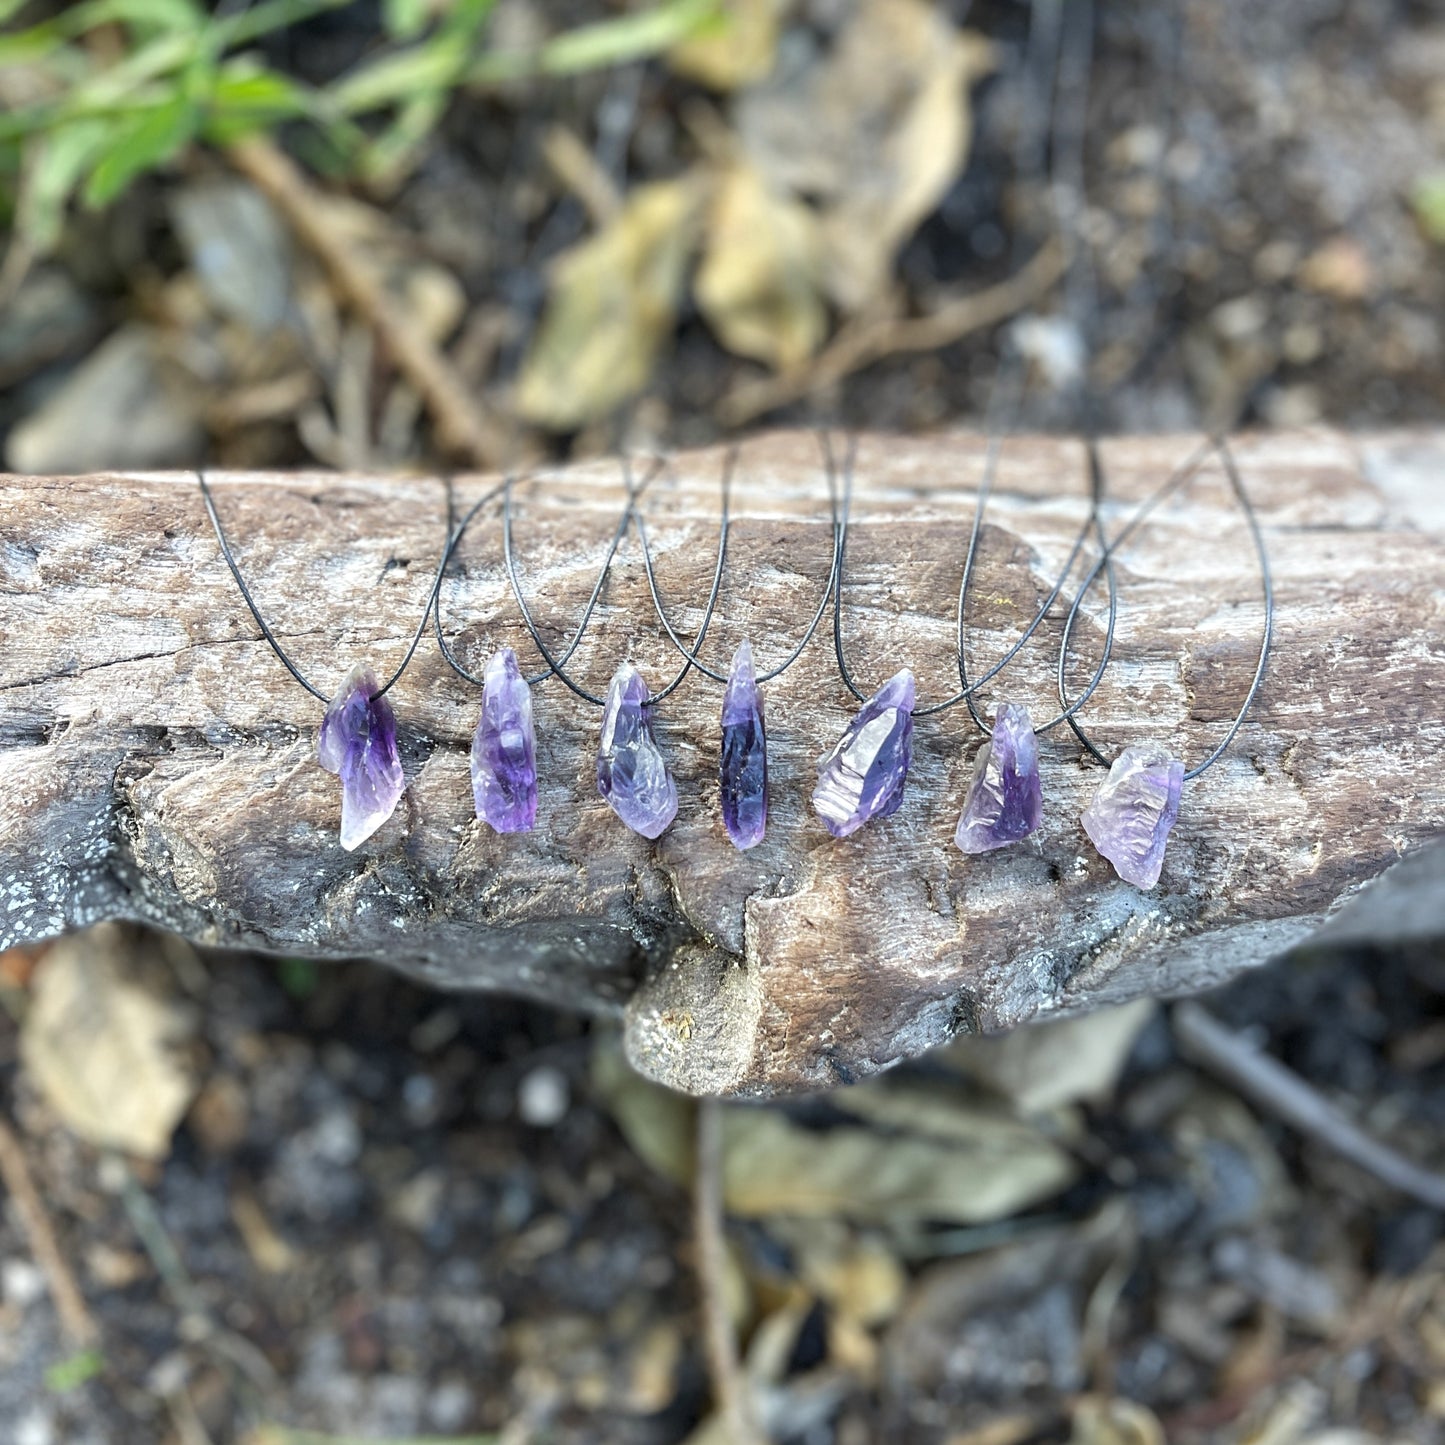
(1, 0), (1443, 1442)
(2, 937), (1443, 1444)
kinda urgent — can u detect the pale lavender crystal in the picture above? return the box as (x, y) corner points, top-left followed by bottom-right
(317, 662), (404, 851)
(812, 669), (916, 838)
(1081, 743), (1185, 889)
(470, 647), (537, 833)
(719, 639), (767, 851)
(954, 701), (1043, 854)
(596, 663), (678, 839)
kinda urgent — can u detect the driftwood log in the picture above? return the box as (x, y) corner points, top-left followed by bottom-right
(2, 431), (1442, 1096)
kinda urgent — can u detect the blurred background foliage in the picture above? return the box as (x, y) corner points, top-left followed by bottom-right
(1, 0), (1442, 477)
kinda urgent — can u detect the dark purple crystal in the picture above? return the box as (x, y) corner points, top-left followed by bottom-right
(1080, 743), (1184, 889)
(470, 647), (537, 833)
(719, 639), (767, 850)
(596, 663), (678, 839)
(812, 669), (916, 838)
(954, 701), (1043, 854)
(317, 662), (404, 851)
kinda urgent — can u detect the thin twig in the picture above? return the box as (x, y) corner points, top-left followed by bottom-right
(541, 123), (622, 227)
(1173, 1001), (1445, 1211)
(226, 134), (505, 469)
(717, 238), (1068, 427)
(694, 1099), (765, 1445)
(0, 1114), (99, 1347)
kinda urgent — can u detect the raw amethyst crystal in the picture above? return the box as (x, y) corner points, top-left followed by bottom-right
(719, 639), (767, 850)
(812, 669), (916, 838)
(317, 662), (404, 851)
(1080, 743), (1185, 889)
(954, 701), (1043, 854)
(470, 647), (537, 833)
(596, 663), (678, 839)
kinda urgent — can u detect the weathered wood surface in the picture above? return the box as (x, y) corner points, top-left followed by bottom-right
(1, 431), (1442, 1096)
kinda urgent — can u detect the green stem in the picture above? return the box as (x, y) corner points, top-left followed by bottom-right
(471, 0), (720, 81)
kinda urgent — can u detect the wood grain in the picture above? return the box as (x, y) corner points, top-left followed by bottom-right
(2, 430), (1442, 1096)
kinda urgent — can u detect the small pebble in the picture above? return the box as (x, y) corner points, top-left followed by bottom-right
(2, 1259), (46, 1309)
(517, 1065), (569, 1128)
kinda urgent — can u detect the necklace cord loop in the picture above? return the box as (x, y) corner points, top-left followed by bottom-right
(827, 405), (1120, 724)
(635, 443), (843, 689)
(502, 456), (674, 709)
(199, 470), (451, 704)
(1057, 436), (1274, 779)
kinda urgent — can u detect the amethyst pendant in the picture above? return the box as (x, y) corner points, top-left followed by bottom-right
(1080, 744), (1185, 889)
(812, 669), (916, 838)
(597, 663), (678, 839)
(471, 647), (537, 833)
(317, 662), (405, 851)
(954, 701), (1043, 854)
(719, 639), (767, 850)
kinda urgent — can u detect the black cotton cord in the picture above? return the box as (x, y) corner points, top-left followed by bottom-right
(825, 428), (967, 720)
(825, 0), (1100, 723)
(825, 414), (1116, 722)
(502, 456), (719, 709)
(198, 470), (451, 703)
(1057, 436), (1273, 779)
(435, 474), (621, 691)
(635, 444), (842, 687)
(627, 452), (729, 706)
(501, 464), (653, 707)
(956, 436), (1120, 737)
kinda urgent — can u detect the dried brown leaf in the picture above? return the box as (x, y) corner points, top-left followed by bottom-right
(517, 179), (702, 430)
(944, 1000), (1157, 1113)
(669, 0), (788, 91)
(595, 1048), (1074, 1224)
(1068, 1397), (1166, 1445)
(735, 0), (994, 312)
(695, 162), (827, 371)
(21, 924), (197, 1160)
(724, 1083), (1074, 1223)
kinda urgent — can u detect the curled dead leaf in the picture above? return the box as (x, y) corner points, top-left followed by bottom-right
(20, 924), (198, 1160)
(595, 1045), (1075, 1225)
(1069, 1397), (1166, 1445)
(736, 0), (993, 313)
(517, 179), (703, 430)
(944, 1000), (1157, 1114)
(669, 0), (787, 91)
(695, 162), (827, 371)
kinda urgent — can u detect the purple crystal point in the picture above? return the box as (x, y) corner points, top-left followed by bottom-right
(812, 669), (916, 838)
(317, 662), (404, 851)
(470, 647), (537, 833)
(954, 701), (1043, 854)
(719, 639), (767, 851)
(596, 663), (678, 839)
(1081, 743), (1185, 889)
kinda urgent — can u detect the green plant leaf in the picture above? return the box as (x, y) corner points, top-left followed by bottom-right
(45, 1350), (106, 1394)
(62, 31), (199, 113)
(330, 43), (460, 115)
(276, 958), (319, 1000)
(336, 0), (710, 113)
(83, 0), (205, 35)
(202, 63), (313, 142)
(216, 0), (354, 48)
(1413, 173), (1445, 245)
(20, 118), (111, 256)
(470, 0), (720, 83)
(82, 93), (198, 207)
(357, 0), (494, 182)
(383, 0), (432, 39)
